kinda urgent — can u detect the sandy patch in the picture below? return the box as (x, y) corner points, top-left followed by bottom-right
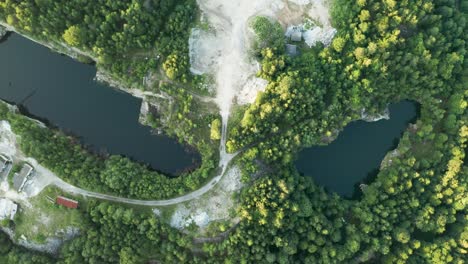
(187, 0), (336, 202)
(361, 107), (390, 122)
(286, 24), (336, 47)
(169, 166), (242, 229)
(1, 226), (79, 255)
(284, 0), (336, 47)
(286, 0), (333, 26)
(196, 0), (284, 114)
(189, 28), (223, 75)
(0, 121), (17, 158)
(192, 0), (335, 111)
(289, 0), (312, 5)
(0, 198), (17, 220)
(237, 77), (269, 105)
(0, 119), (61, 199)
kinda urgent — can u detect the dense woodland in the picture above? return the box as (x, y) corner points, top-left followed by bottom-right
(221, 0), (467, 262)
(0, 0), (219, 200)
(0, 232), (52, 264)
(0, 0), (466, 263)
(0, 101), (217, 200)
(0, 0), (196, 86)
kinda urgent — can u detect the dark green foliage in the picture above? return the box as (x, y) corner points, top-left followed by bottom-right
(0, 232), (53, 264)
(0, 103), (214, 200)
(251, 16), (286, 55)
(0, 0), (466, 263)
(0, 0), (196, 85)
(219, 0), (468, 263)
(228, 0), (467, 165)
(58, 202), (195, 264)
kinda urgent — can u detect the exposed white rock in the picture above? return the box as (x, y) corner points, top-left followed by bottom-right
(0, 25), (7, 40)
(0, 198), (17, 220)
(189, 28), (223, 75)
(237, 77), (269, 105)
(288, 0), (312, 5)
(0, 121), (17, 158)
(169, 166), (242, 229)
(361, 107), (390, 122)
(285, 22), (336, 47)
(303, 26), (337, 47)
(1, 226), (78, 255)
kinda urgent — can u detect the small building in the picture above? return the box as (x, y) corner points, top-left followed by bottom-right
(0, 199), (18, 221)
(13, 163), (34, 192)
(56, 196), (79, 209)
(0, 154), (10, 172)
(291, 31), (302, 42)
(286, 44), (298, 56)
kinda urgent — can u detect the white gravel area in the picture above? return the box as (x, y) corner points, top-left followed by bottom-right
(0, 121), (18, 158)
(189, 28), (223, 75)
(170, 166), (242, 229)
(0, 119), (60, 199)
(191, 0), (335, 109)
(1, 226), (79, 255)
(0, 198), (17, 220)
(361, 107), (390, 122)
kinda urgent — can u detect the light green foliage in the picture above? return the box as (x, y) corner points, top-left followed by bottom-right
(0, 0), (466, 263)
(0, 102), (214, 200)
(332, 36), (346, 52)
(0, 0), (196, 86)
(59, 202), (196, 263)
(221, 0), (467, 262)
(0, 234), (52, 263)
(210, 118), (221, 140)
(163, 53), (188, 82)
(394, 228), (411, 244)
(62, 25), (81, 46)
(251, 16), (285, 54)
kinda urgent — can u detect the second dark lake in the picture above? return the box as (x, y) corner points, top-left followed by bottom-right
(296, 101), (418, 198)
(0, 34), (198, 175)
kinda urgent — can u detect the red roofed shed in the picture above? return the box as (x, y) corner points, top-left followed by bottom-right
(56, 196), (79, 209)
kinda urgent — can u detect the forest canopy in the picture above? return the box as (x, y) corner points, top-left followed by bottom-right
(0, 0), (196, 85)
(0, 0), (466, 263)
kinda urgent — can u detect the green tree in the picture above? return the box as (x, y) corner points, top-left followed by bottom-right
(210, 118), (221, 140)
(62, 25), (82, 46)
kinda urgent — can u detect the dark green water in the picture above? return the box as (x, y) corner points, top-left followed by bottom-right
(296, 101), (418, 198)
(0, 34), (198, 174)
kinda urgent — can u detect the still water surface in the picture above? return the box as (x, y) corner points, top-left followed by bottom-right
(296, 101), (418, 197)
(0, 34), (198, 174)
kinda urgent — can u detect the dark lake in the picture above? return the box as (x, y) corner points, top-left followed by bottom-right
(296, 101), (418, 198)
(0, 33), (198, 175)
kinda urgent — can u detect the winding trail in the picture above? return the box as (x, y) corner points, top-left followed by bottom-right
(2, 0), (331, 207)
(2, 116), (239, 206)
(51, 171), (228, 206)
(39, 0), (268, 206)
(0, 17), (239, 207)
(45, 129), (238, 206)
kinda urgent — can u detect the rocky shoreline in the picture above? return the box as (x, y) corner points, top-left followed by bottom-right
(360, 107), (390, 122)
(1, 226), (79, 255)
(0, 20), (164, 130)
(0, 25), (8, 40)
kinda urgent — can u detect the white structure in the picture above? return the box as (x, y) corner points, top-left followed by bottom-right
(0, 199), (18, 221)
(285, 23), (337, 48)
(0, 154), (10, 172)
(290, 30), (302, 42)
(13, 163), (34, 192)
(286, 44), (298, 56)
